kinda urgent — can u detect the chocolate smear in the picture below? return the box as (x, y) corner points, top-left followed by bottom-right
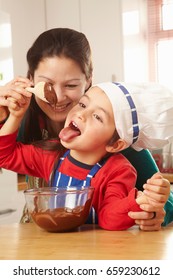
(44, 83), (57, 105)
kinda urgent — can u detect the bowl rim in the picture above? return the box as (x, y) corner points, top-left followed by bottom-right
(24, 186), (94, 195)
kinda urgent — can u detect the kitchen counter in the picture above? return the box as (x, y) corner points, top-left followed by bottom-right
(0, 222), (173, 260)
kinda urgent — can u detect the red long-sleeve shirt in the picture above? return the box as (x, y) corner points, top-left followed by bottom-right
(0, 131), (142, 230)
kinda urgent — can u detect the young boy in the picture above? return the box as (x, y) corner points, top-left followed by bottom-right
(0, 82), (172, 230)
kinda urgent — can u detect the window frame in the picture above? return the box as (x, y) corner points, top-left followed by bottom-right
(148, 0), (173, 81)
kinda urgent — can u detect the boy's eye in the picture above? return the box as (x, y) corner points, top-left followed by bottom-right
(79, 102), (86, 108)
(93, 114), (103, 122)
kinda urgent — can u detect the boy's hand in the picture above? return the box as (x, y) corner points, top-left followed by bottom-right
(0, 106), (9, 122)
(7, 94), (31, 119)
(131, 172), (170, 231)
(0, 77), (32, 136)
(0, 76), (32, 108)
(0, 76), (32, 119)
(135, 173), (170, 211)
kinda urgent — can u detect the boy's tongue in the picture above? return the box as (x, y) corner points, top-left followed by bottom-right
(59, 126), (80, 142)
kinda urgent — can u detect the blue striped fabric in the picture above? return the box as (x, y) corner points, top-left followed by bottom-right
(114, 82), (139, 144)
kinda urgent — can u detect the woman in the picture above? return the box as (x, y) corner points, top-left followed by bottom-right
(0, 28), (171, 229)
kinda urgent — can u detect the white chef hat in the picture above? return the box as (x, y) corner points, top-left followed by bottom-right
(95, 82), (173, 151)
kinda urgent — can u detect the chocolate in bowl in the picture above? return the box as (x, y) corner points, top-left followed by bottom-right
(24, 187), (94, 232)
(31, 200), (92, 232)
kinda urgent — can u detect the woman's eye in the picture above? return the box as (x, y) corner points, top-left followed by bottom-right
(66, 84), (77, 88)
(47, 83), (54, 89)
(93, 114), (103, 122)
(48, 82), (54, 86)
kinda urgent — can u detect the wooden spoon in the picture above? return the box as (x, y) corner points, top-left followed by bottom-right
(26, 82), (57, 105)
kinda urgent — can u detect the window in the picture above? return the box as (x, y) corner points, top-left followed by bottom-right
(148, 0), (173, 89)
(122, 0), (173, 89)
(0, 11), (13, 85)
(122, 0), (149, 82)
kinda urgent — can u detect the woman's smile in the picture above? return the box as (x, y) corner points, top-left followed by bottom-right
(51, 102), (72, 112)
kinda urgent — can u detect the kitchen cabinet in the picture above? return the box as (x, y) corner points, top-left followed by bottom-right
(0, 169), (25, 224)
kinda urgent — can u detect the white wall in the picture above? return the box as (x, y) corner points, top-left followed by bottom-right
(45, 0), (124, 83)
(0, 0), (46, 76)
(80, 0), (124, 83)
(45, 0), (80, 30)
(0, 0), (124, 82)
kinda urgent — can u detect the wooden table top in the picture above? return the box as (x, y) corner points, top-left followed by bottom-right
(0, 222), (173, 260)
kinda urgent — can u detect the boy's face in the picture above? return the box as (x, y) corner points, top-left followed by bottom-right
(59, 86), (116, 161)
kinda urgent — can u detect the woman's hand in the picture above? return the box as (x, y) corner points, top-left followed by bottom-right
(128, 208), (165, 231)
(7, 94), (31, 119)
(142, 173), (170, 207)
(129, 173), (170, 231)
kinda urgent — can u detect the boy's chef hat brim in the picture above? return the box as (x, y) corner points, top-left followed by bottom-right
(95, 82), (173, 151)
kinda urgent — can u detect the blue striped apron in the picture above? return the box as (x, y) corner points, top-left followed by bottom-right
(50, 150), (105, 223)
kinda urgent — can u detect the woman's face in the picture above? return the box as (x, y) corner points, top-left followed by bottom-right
(33, 56), (91, 123)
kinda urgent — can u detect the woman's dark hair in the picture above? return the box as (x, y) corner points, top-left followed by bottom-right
(27, 28), (93, 80)
(21, 28), (93, 146)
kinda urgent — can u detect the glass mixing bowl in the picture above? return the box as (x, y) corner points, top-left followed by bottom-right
(24, 186), (94, 232)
